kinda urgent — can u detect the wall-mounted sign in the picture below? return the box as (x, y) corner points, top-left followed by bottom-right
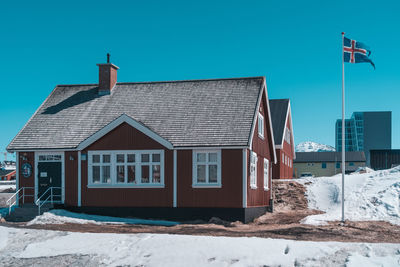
(21, 163), (32, 178)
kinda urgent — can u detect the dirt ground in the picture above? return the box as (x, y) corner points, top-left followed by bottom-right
(2, 180), (400, 243)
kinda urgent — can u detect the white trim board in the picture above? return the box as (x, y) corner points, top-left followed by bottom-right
(280, 100), (296, 159)
(248, 78), (277, 164)
(16, 152), (19, 207)
(242, 148), (247, 208)
(77, 114), (173, 150)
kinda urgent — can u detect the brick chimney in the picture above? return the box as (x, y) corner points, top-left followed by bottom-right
(97, 53), (119, 95)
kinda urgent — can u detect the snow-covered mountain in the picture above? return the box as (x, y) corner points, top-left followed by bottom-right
(295, 141), (336, 152)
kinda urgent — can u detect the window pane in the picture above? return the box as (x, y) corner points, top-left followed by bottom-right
(197, 153), (206, 162)
(152, 165), (161, 183)
(92, 166), (100, 183)
(117, 154), (125, 163)
(209, 165), (218, 183)
(141, 154), (150, 163)
(127, 165), (136, 183)
(141, 165), (150, 183)
(209, 153), (217, 162)
(152, 154), (160, 162)
(103, 154), (111, 163)
(92, 155), (100, 163)
(116, 165), (125, 183)
(197, 165), (206, 183)
(127, 154), (135, 163)
(102, 166), (111, 183)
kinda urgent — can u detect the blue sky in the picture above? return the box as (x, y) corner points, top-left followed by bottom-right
(1, 0), (399, 161)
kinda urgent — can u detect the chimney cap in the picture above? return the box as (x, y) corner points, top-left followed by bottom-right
(96, 63), (119, 70)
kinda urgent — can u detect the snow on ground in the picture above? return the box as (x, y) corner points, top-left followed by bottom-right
(298, 166), (400, 225)
(0, 181), (15, 193)
(27, 209), (179, 226)
(295, 141), (336, 152)
(0, 226), (399, 266)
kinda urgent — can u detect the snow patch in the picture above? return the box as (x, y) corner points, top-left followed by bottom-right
(0, 226), (398, 266)
(27, 209), (179, 227)
(296, 141), (336, 152)
(299, 166), (400, 225)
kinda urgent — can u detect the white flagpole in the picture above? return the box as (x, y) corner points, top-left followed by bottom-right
(341, 32), (345, 223)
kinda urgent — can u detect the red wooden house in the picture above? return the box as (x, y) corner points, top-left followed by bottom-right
(7, 59), (277, 222)
(269, 99), (296, 179)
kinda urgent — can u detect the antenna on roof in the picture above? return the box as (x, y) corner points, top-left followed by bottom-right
(107, 53), (110, 63)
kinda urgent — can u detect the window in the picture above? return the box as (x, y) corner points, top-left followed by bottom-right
(322, 162), (327, 169)
(282, 153), (284, 163)
(250, 151), (258, 189)
(349, 162), (354, 166)
(192, 150), (221, 187)
(284, 128), (291, 144)
(263, 158), (269, 190)
(258, 113), (264, 138)
(336, 162), (340, 168)
(88, 150), (164, 187)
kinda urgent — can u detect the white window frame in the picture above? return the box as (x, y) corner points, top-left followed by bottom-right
(88, 150), (164, 188)
(192, 150), (222, 188)
(282, 153), (284, 164)
(284, 127), (291, 144)
(263, 158), (269, 190)
(258, 113), (264, 139)
(250, 151), (258, 189)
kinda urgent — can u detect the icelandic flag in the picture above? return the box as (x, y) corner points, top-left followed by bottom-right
(343, 36), (375, 69)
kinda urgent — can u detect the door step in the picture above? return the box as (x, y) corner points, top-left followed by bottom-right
(4, 203), (54, 222)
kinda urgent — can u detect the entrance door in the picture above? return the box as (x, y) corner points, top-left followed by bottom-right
(37, 161), (62, 201)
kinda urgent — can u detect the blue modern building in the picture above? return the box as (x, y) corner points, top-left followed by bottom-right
(335, 111), (391, 165)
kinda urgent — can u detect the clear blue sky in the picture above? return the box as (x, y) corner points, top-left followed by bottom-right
(1, 0), (399, 161)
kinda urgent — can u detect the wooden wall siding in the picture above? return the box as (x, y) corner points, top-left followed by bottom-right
(86, 122), (166, 151)
(81, 122), (173, 207)
(65, 151), (78, 206)
(247, 93), (273, 207)
(272, 149), (281, 179)
(18, 152), (35, 204)
(177, 149), (243, 208)
(281, 111), (294, 179)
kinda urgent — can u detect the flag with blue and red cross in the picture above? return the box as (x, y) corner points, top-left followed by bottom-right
(343, 36), (375, 69)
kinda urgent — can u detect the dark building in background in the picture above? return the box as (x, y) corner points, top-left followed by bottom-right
(335, 111), (391, 165)
(370, 149), (400, 170)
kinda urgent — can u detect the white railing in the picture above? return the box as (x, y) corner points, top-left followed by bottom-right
(35, 187), (62, 215)
(6, 187), (34, 215)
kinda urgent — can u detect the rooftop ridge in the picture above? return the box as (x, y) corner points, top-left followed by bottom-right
(56, 76), (265, 87)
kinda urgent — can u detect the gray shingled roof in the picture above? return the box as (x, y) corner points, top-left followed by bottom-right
(269, 99), (289, 145)
(294, 151), (366, 163)
(8, 77), (265, 150)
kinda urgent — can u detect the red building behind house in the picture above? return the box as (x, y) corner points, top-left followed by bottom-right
(0, 169), (16, 181)
(269, 99), (296, 179)
(8, 59), (277, 222)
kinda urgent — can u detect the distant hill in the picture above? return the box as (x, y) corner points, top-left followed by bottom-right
(295, 141), (336, 152)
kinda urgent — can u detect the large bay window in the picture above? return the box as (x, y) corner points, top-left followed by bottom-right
(250, 151), (258, 189)
(192, 150), (221, 187)
(88, 150), (164, 187)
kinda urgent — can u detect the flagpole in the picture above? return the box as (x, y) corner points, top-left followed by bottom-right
(341, 32), (345, 223)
